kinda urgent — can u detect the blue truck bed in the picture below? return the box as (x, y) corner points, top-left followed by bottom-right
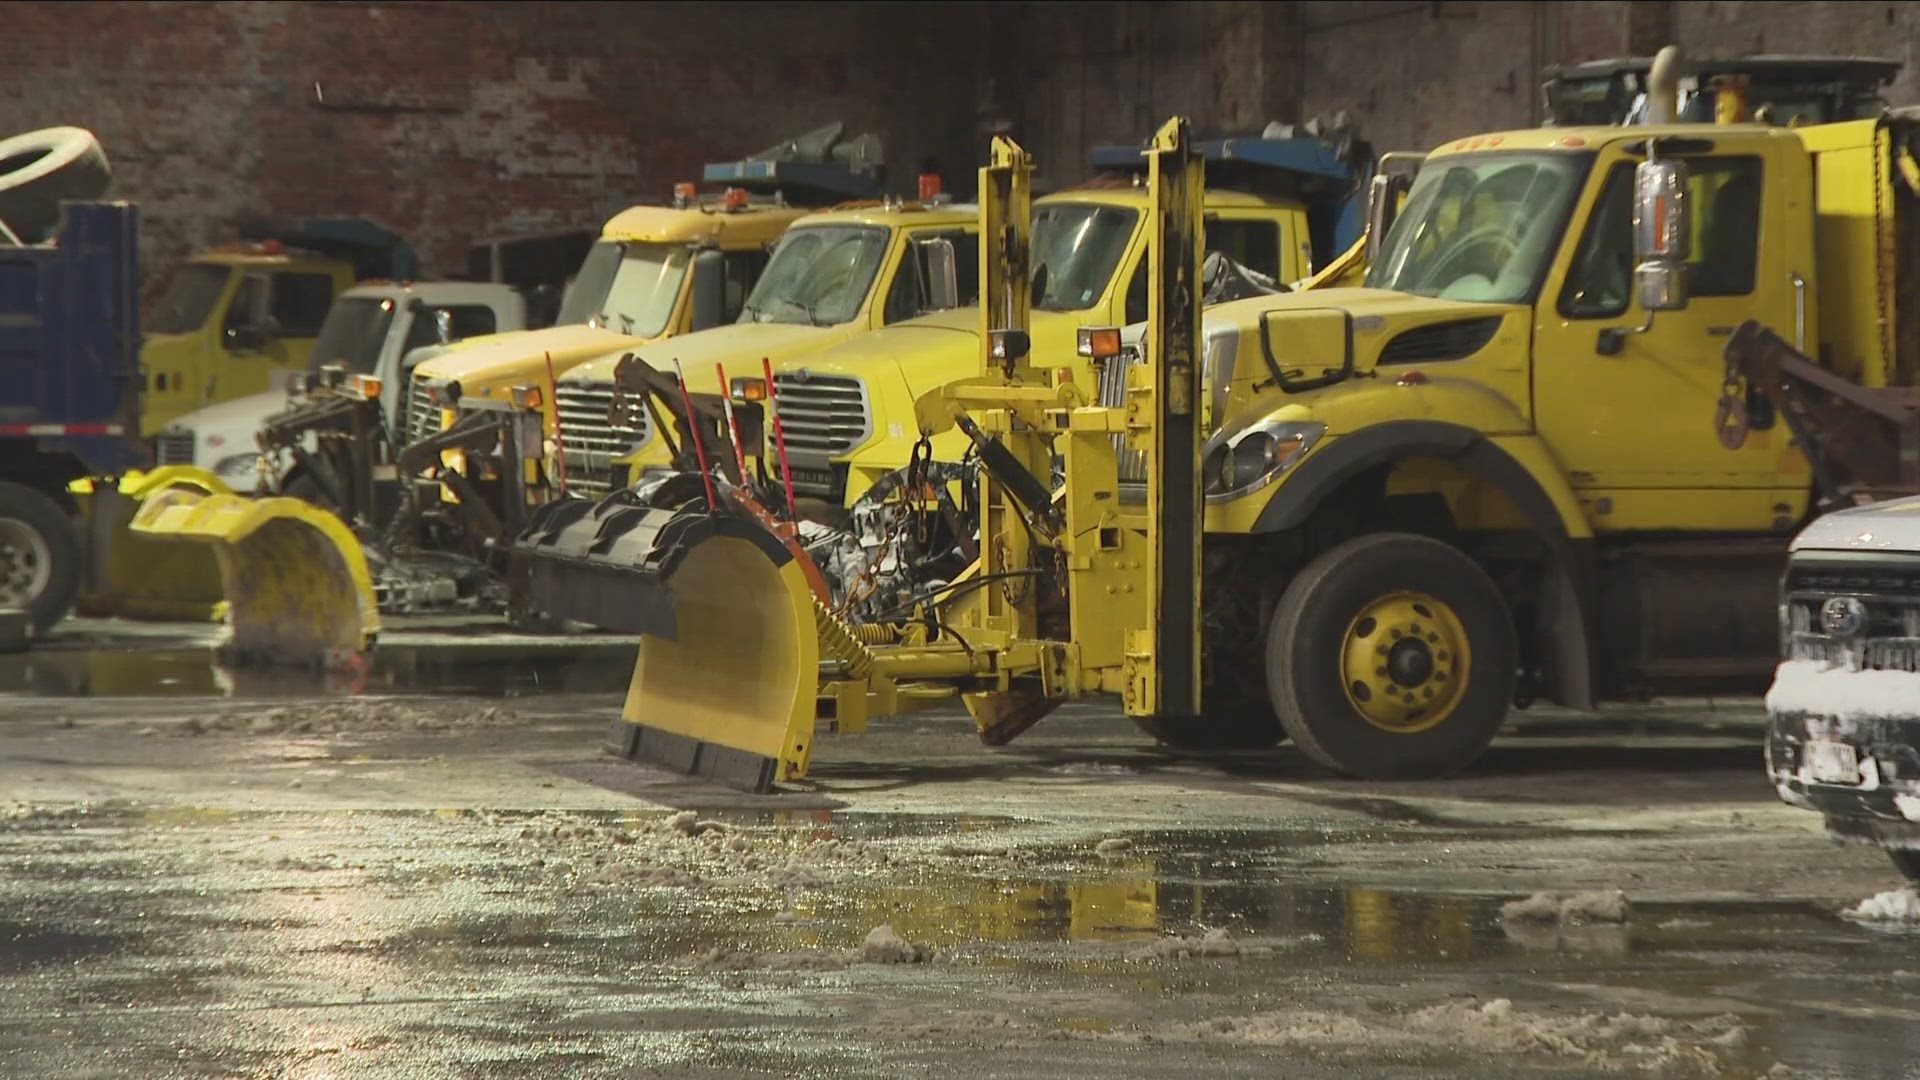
(0, 201), (142, 475)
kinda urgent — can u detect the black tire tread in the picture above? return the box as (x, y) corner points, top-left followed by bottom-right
(0, 480), (82, 633)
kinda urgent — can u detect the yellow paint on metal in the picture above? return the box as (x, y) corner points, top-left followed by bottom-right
(1339, 591), (1469, 735)
(618, 536), (821, 782)
(73, 468), (232, 621)
(129, 485), (378, 660)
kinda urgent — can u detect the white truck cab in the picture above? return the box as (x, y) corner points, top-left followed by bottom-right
(155, 281), (527, 492)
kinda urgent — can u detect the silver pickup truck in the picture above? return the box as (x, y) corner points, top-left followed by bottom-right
(1766, 497), (1920, 884)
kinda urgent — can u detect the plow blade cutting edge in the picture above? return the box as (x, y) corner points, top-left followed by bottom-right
(517, 495), (822, 791)
(128, 483), (380, 667)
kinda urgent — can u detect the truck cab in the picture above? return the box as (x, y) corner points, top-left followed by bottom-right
(399, 195), (807, 448)
(138, 218), (418, 435)
(549, 198), (981, 497)
(153, 281), (528, 493)
(1178, 108), (1903, 778)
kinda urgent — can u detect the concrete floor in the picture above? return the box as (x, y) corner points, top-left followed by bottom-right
(1, 621), (1917, 1078)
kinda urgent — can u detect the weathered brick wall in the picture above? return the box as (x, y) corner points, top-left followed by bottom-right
(0, 1), (985, 285)
(4, 1), (1915, 291)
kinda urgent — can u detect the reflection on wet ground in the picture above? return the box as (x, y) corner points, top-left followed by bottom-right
(4, 799), (1919, 1077)
(0, 638), (639, 697)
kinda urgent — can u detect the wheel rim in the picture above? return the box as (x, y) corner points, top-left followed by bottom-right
(0, 516), (52, 608)
(1340, 590), (1471, 734)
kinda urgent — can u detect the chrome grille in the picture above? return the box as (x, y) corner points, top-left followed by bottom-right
(1783, 557), (1920, 671)
(405, 374), (438, 444)
(156, 430), (196, 466)
(772, 372), (871, 495)
(554, 380), (648, 498)
(1098, 345), (1146, 486)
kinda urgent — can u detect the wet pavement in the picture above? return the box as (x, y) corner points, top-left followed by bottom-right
(2, 622), (1918, 1077)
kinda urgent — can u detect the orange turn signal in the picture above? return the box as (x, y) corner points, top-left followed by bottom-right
(509, 384), (543, 410)
(730, 376), (768, 402)
(1077, 325), (1122, 360)
(351, 374), (383, 399)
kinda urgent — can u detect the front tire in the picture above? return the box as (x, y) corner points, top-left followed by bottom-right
(1266, 532), (1515, 779)
(0, 481), (82, 633)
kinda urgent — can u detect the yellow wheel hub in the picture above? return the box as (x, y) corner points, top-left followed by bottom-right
(1340, 591), (1470, 734)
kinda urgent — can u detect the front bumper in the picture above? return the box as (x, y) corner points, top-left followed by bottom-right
(1766, 661), (1920, 844)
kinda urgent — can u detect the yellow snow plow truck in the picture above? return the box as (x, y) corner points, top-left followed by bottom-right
(504, 42), (1920, 792)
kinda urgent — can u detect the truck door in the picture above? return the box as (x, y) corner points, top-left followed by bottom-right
(1531, 144), (1808, 532)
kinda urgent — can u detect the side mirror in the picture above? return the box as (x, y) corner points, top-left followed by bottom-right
(688, 248), (727, 330)
(1363, 173), (1404, 265)
(1030, 263), (1050, 307)
(1632, 155), (1691, 312)
(917, 237), (959, 312)
(224, 323), (267, 351)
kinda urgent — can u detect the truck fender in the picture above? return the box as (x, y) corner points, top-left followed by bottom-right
(1250, 419), (1597, 711)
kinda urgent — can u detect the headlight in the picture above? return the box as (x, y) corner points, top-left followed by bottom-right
(1203, 420), (1324, 501)
(212, 452), (260, 480)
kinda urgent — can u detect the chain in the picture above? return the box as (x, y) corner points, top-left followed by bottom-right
(1873, 119), (1897, 382)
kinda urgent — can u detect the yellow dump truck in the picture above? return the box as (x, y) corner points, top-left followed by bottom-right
(139, 219), (419, 434)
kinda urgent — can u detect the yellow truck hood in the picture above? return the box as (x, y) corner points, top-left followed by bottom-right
(411, 324), (643, 400)
(598, 322), (851, 393)
(791, 308), (1088, 401)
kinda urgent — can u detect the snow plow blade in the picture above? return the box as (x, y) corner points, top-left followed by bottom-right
(516, 493), (822, 792)
(128, 482), (379, 668)
(73, 468), (229, 621)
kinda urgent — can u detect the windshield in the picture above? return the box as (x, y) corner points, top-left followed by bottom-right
(1031, 204), (1140, 311)
(148, 263), (232, 334)
(1365, 152), (1587, 303)
(309, 296), (397, 374)
(741, 225), (887, 327)
(554, 241), (689, 337)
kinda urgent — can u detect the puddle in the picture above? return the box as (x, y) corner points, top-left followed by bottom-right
(0, 641), (639, 698)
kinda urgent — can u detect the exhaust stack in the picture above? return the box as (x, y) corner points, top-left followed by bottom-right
(1646, 45), (1684, 124)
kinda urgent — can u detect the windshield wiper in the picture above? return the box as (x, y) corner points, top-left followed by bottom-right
(596, 312), (635, 334)
(766, 298), (828, 327)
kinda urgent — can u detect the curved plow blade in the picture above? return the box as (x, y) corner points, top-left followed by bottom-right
(129, 483), (379, 668)
(517, 495), (821, 792)
(73, 467), (231, 621)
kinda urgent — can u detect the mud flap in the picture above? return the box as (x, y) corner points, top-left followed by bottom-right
(128, 482), (379, 667)
(517, 495), (822, 792)
(72, 468), (230, 621)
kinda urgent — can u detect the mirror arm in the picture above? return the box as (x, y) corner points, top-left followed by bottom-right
(1596, 308), (1657, 356)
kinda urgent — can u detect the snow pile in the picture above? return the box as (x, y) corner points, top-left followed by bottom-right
(1144, 998), (1744, 1073)
(1093, 837), (1134, 857)
(512, 809), (897, 893)
(1765, 659), (1920, 722)
(159, 700), (520, 736)
(1844, 888), (1920, 923)
(1501, 889), (1631, 925)
(692, 924), (934, 971)
(1049, 762), (1137, 776)
(1128, 928), (1275, 961)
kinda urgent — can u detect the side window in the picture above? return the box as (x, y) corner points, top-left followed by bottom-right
(1205, 219), (1283, 281)
(1560, 156), (1762, 318)
(883, 230), (979, 325)
(1123, 258), (1148, 325)
(404, 304), (497, 351)
(271, 272), (337, 337)
(722, 250), (767, 322)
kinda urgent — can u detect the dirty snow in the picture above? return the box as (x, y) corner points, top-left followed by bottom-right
(150, 700), (521, 736)
(509, 809), (897, 893)
(1845, 888), (1920, 923)
(692, 924), (933, 971)
(1127, 928), (1275, 961)
(1049, 762), (1137, 776)
(1765, 660), (1920, 722)
(1094, 837), (1134, 857)
(1112, 998), (1744, 1073)
(1501, 889), (1631, 925)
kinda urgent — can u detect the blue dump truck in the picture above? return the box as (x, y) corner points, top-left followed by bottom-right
(0, 201), (143, 632)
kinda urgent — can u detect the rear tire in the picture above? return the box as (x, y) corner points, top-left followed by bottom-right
(1889, 849), (1920, 885)
(1266, 531), (1515, 780)
(0, 481), (82, 634)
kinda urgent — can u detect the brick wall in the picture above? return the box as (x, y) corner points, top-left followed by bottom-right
(0, 1), (985, 286)
(3, 1), (1914, 290)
